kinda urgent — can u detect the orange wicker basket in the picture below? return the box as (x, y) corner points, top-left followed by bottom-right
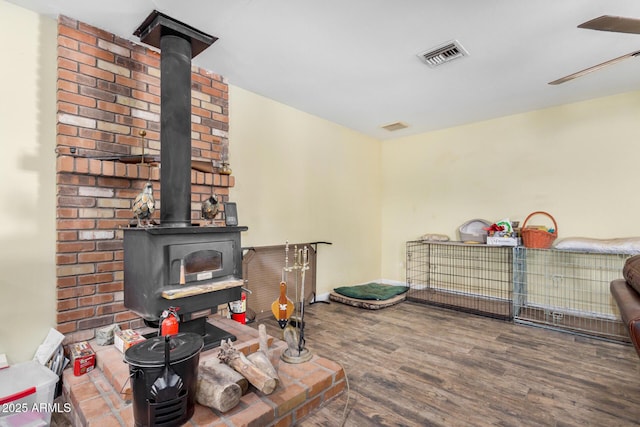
(521, 211), (558, 249)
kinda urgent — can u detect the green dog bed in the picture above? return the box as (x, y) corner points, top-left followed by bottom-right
(333, 282), (408, 300)
(330, 283), (408, 309)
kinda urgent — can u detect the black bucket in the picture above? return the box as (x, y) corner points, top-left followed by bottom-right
(124, 332), (204, 427)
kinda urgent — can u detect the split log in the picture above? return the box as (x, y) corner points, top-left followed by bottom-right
(196, 364), (241, 412)
(201, 357), (249, 395)
(218, 339), (278, 395)
(247, 324), (279, 380)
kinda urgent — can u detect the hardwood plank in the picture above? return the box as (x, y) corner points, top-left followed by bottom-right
(255, 300), (640, 426)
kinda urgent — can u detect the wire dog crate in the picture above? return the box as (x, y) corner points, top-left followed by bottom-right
(406, 241), (513, 320)
(513, 247), (630, 342)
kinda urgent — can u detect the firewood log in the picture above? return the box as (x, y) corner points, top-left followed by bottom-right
(201, 357), (248, 395)
(195, 365), (241, 412)
(218, 339), (278, 395)
(247, 324), (279, 380)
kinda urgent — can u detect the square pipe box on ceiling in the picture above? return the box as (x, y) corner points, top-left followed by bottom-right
(134, 10), (217, 58)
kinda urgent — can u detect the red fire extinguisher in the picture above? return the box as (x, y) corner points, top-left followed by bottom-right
(229, 292), (246, 324)
(160, 306), (180, 336)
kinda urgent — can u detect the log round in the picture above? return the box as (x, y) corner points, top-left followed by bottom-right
(202, 358), (249, 395)
(196, 365), (242, 412)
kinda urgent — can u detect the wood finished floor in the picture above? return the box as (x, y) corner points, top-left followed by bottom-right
(255, 300), (640, 427)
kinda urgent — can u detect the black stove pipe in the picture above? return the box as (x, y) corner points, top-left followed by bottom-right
(160, 33), (192, 227)
(134, 11), (217, 227)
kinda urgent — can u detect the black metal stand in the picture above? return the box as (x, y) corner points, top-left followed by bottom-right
(308, 242), (332, 305)
(180, 317), (236, 351)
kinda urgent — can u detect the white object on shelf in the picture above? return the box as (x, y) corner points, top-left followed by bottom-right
(458, 219), (491, 243)
(486, 236), (519, 246)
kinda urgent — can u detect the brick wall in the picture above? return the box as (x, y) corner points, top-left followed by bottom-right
(55, 16), (234, 343)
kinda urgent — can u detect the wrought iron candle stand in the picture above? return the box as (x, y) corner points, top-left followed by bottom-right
(281, 242), (313, 363)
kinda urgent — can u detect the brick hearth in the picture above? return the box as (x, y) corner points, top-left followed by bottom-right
(62, 317), (345, 426)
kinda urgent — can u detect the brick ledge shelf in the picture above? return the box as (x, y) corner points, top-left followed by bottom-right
(62, 317), (345, 426)
(57, 154), (235, 188)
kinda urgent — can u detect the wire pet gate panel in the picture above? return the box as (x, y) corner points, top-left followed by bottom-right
(406, 241), (513, 320)
(513, 247), (630, 342)
(242, 244), (317, 321)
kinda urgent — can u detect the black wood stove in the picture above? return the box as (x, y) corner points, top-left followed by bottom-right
(124, 11), (246, 351)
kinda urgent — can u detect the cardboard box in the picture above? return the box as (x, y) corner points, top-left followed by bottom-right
(114, 329), (146, 354)
(486, 236), (519, 247)
(68, 341), (96, 376)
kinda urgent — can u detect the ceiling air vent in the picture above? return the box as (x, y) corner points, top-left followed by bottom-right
(417, 40), (469, 67)
(381, 121), (409, 132)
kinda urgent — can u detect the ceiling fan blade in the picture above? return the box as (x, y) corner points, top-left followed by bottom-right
(548, 50), (640, 85)
(578, 15), (640, 34)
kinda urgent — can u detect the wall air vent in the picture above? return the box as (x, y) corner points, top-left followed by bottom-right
(417, 40), (469, 67)
(381, 121), (409, 132)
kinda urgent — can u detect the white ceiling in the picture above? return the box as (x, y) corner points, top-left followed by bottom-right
(8, 0), (640, 140)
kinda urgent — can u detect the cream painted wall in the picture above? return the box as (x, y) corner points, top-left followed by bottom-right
(381, 91), (640, 281)
(0, 1), (57, 363)
(228, 86), (382, 295)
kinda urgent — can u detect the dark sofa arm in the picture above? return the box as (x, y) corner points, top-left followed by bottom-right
(610, 279), (640, 358)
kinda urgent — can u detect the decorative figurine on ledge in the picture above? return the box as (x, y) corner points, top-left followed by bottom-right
(132, 182), (155, 227)
(219, 161), (232, 175)
(201, 194), (220, 226)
